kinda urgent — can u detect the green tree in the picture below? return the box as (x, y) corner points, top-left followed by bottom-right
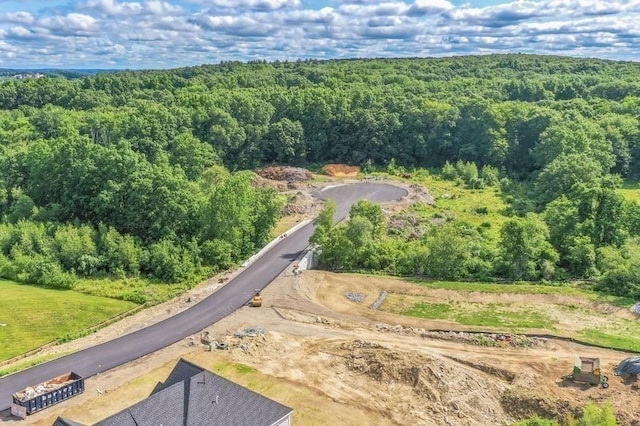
(264, 118), (305, 163)
(311, 200), (337, 245)
(535, 153), (603, 206)
(498, 214), (558, 280)
(349, 200), (385, 238)
(424, 224), (472, 280)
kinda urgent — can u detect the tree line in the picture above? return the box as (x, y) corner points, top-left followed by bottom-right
(312, 161), (640, 300)
(1, 54), (640, 299)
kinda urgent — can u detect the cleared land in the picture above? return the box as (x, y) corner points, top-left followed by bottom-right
(7, 269), (639, 426)
(0, 279), (137, 361)
(2, 176), (639, 425)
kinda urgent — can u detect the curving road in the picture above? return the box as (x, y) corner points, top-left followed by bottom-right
(0, 182), (407, 413)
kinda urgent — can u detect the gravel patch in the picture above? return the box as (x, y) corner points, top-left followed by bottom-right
(370, 291), (388, 310)
(234, 327), (268, 338)
(345, 292), (365, 303)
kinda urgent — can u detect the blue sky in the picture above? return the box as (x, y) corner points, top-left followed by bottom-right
(0, 0), (638, 69)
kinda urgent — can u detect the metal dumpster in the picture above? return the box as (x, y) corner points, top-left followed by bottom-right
(11, 372), (84, 418)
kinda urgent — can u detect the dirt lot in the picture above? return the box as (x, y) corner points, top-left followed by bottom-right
(4, 269), (637, 426)
(2, 177), (638, 425)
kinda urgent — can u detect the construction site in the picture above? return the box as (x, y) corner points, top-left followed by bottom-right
(1, 168), (639, 425)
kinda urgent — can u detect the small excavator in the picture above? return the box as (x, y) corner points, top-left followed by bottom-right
(251, 289), (263, 307)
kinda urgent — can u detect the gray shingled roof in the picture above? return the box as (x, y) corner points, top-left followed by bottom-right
(92, 359), (293, 426)
(52, 417), (86, 426)
(151, 358), (205, 395)
(185, 370), (293, 426)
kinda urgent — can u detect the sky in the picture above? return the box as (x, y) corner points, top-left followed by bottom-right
(0, 0), (639, 69)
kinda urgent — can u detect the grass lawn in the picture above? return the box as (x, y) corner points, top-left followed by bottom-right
(579, 327), (640, 353)
(401, 300), (554, 331)
(0, 352), (70, 378)
(0, 279), (137, 361)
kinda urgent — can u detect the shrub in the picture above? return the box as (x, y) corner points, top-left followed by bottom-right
(441, 161), (458, 180)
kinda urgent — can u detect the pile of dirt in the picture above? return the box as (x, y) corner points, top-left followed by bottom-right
(501, 390), (580, 422)
(375, 324), (546, 349)
(251, 175), (289, 191)
(335, 339), (510, 425)
(407, 183), (436, 205)
(322, 164), (360, 177)
(257, 166), (312, 182)
(283, 191), (317, 215)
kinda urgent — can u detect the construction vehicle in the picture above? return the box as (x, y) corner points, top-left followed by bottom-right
(562, 357), (609, 388)
(251, 290), (262, 307)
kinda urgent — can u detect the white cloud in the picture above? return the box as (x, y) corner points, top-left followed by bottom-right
(0, 0), (638, 68)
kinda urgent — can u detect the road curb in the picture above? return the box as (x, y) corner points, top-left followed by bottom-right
(241, 219), (312, 268)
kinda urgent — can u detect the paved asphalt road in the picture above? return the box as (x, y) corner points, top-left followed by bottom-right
(0, 182), (407, 414)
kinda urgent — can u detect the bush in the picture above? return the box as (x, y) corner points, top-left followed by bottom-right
(441, 161), (458, 180)
(598, 267), (640, 299)
(481, 165), (500, 186)
(578, 402), (617, 426)
(200, 239), (234, 270)
(23, 254), (76, 289)
(144, 239), (196, 283)
(456, 160), (478, 183)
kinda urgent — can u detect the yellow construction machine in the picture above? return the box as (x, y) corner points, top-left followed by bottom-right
(251, 290), (263, 307)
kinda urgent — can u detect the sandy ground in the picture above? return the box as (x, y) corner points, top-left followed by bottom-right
(1, 179), (639, 425)
(3, 268), (638, 426)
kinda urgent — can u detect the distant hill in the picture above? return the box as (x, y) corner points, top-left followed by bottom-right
(0, 68), (119, 79)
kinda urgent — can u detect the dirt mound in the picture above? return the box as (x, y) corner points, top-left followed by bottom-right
(283, 191), (316, 215)
(251, 175), (288, 191)
(257, 166), (312, 182)
(335, 339), (511, 425)
(501, 390), (581, 422)
(407, 183), (436, 205)
(323, 164), (360, 177)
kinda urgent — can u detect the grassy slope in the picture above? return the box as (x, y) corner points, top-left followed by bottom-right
(364, 172), (640, 352)
(393, 172), (507, 241)
(0, 279), (137, 361)
(380, 277), (639, 352)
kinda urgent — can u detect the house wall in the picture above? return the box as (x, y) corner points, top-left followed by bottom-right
(271, 412), (292, 426)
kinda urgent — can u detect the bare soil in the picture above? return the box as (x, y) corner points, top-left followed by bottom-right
(7, 269), (639, 426)
(2, 179), (638, 425)
(323, 164), (360, 177)
(257, 166), (313, 182)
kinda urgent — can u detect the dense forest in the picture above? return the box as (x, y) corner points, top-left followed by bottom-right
(1, 54), (640, 300)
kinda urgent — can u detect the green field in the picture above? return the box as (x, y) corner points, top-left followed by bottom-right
(380, 279), (640, 352)
(382, 172), (508, 240)
(0, 279), (137, 361)
(404, 301), (554, 329)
